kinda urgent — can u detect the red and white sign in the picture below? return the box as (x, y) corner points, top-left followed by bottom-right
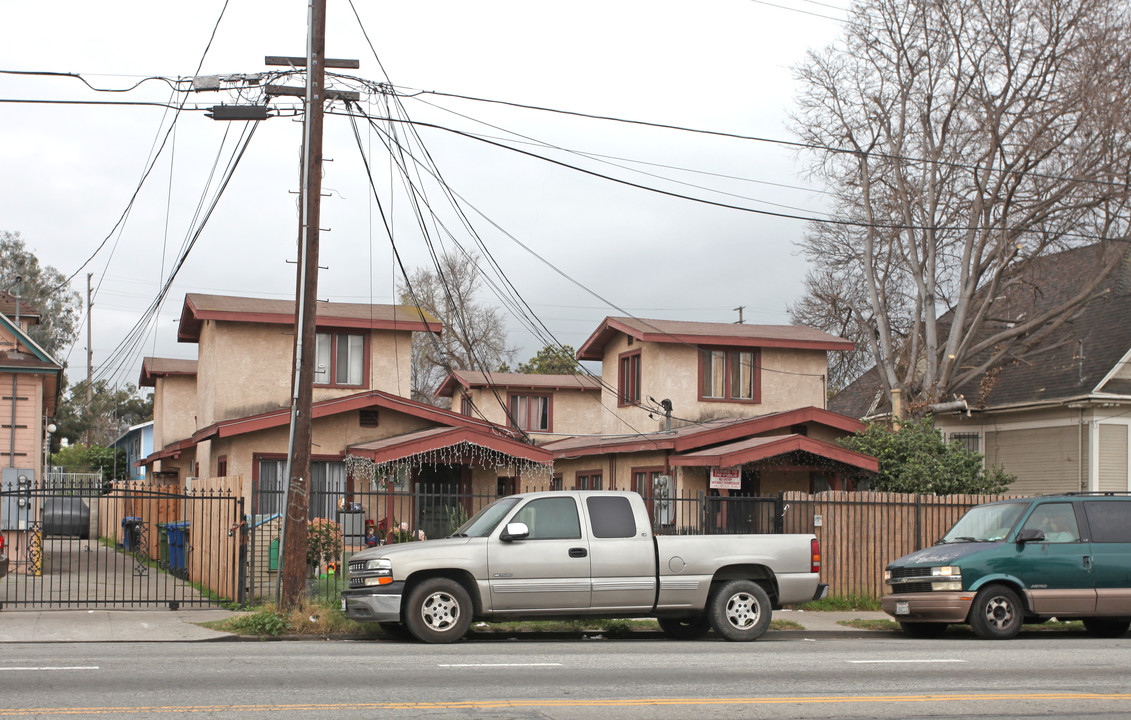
(710, 467), (741, 490)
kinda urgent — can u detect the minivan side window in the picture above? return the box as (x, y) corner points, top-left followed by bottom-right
(1021, 503), (1080, 543)
(1083, 501), (1131, 543)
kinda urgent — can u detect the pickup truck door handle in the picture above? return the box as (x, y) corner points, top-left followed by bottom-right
(569, 547), (588, 558)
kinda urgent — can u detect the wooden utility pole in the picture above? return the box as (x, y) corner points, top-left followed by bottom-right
(86, 273), (94, 448)
(277, 0), (328, 610)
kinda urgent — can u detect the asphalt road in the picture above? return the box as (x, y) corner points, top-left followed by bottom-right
(2, 634), (1130, 719)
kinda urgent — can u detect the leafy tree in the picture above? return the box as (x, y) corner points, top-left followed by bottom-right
(397, 250), (515, 405)
(49, 444), (130, 481)
(53, 380), (153, 449)
(0, 231), (82, 358)
(517, 344), (580, 375)
(790, 0), (1131, 407)
(839, 418), (1014, 495)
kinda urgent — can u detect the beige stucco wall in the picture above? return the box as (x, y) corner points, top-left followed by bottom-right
(464, 387), (602, 440)
(153, 374), (198, 448)
(194, 320), (417, 427)
(597, 334), (831, 434)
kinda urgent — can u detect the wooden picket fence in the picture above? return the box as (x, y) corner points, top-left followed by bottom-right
(780, 491), (1024, 599)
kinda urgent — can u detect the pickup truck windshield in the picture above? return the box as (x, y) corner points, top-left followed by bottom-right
(451, 497), (520, 537)
(940, 501), (1027, 543)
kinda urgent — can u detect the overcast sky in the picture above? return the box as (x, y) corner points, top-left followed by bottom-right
(1, 0), (847, 392)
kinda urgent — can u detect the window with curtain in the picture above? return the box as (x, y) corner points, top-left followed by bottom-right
(700, 347), (759, 402)
(509, 394), (551, 432)
(256, 459), (345, 520)
(314, 331), (365, 386)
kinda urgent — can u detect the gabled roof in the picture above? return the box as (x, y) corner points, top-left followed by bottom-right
(540, 406), (865, 458)
(176, 293), (442, 343)
(831, 244), (1131, 418)
(0, 309), (63, 415)
(577, 316), (854, 360)
(0, 290), (40, 324)
(139, 357), (198, 387)
(348, 426), (551, 466)
(435, 369), (601, 398)
(668, 433), (878, 473)
(143, 388), (524, 465)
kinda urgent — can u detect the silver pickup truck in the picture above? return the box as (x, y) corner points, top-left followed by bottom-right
(342, 490), (826, 643)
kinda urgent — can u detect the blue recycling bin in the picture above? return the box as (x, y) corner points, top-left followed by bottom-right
(166, 521), (191, 576)
(121, 517), (142, 551)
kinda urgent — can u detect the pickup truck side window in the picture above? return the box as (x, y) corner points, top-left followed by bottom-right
(512, 497), (582, 540)
(586, 496), (637, 538)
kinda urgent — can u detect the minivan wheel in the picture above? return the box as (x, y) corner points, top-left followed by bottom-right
(707, 580), (772, 642)
(899, 622), (947, 639)
(969, 585), (1023, 640)
(1083, 618), (1131, 638)
(404, 578), (473, 644)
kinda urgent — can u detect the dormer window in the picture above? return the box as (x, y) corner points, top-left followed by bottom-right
(314, 331), (366, 387)
(699, 347), (759, 402)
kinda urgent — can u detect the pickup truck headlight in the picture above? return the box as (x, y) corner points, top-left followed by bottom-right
(364, 558), (392, 571)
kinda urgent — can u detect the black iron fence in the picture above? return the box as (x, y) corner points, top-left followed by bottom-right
(1, 480), (241, 609)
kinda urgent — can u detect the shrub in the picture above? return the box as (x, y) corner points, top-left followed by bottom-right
(306, 518), (343, 568)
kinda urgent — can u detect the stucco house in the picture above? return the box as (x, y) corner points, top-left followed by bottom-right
(0, 293), (64, 572)
(139, 294), (552, 533)
(830, 244), (1131, 495)
(111, 420), (153, 481)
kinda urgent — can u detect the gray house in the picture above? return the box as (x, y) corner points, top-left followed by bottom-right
(831, 244), (1131, 495)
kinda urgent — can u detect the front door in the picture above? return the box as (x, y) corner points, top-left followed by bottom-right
(488, 495), (591, 611)
(415, 464), (467, 541)
(1013, 502), (1096, 616)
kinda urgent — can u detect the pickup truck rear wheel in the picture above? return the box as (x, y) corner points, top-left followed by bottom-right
(708, 580), (771, 642)
(404, 578), (473, 644)
(658, 616), (711, 640)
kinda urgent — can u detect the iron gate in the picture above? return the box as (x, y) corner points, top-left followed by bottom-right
(0, 479), (242, 609)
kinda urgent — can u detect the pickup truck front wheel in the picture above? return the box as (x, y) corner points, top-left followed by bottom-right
(708, 580), (771, 642)
(404, 578), (473, 644)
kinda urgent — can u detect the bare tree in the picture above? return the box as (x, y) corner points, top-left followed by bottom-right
(791, 0), (1131, 409)
(398, 250), (515, 405)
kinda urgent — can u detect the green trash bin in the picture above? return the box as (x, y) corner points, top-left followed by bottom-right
(156, 523), (169, 569)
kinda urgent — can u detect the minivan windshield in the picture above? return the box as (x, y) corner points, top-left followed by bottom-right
(940, 502), (1027, 543)
(450, 497), (521, 538)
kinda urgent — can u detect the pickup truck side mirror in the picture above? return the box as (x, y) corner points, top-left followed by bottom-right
(1016, 528), (1045, 543)
(500, 522), (530, 542)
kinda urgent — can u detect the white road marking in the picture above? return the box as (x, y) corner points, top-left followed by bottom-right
(847, 659), (966, 664)
(437, 663), (563, 668)
(0, 666), (100, 671)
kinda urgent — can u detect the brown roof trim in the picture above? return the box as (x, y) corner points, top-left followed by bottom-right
(577, 316), (854, 360)
(176, 293), (443, 343)
(671, 406), (864, 452)
(348, 426), (551, 465)
(669, 434), (879, 472)
(139, 357), (198, 387)
(435, 369), (601, 397)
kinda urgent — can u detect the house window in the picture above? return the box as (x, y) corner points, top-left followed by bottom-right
(699, 347), (759, 402)
(618, 350), (641, 406)
(950, 432), (980, 453)
(576, 471), (603, 490)
(217, 456), (227, 477)
(509, 394), (551, 432)
(460, 395), (474, 416)
(497, 476), (517, 497)
(256, 458), (345, 519)
(314, 331), (365, 386)
(551, 473), (563, 491)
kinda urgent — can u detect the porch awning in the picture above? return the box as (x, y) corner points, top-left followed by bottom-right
(347, 426), (552, 466)
(668, 433), (878, 473)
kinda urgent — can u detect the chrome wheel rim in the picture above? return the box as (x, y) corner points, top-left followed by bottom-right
(984, 596), (1015, 631)
(724, 591), (761, 630)
(420, 591), (461, 632)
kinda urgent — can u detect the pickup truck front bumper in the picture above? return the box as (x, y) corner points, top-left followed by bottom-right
(341, 581), (404, 623)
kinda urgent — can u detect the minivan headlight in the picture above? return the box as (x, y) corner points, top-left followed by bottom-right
(931, 566), (960, 577)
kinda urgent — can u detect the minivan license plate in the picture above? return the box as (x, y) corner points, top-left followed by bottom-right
(895, 601), (910, 615)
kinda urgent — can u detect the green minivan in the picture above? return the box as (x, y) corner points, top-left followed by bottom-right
(881, 493), (1131, 639)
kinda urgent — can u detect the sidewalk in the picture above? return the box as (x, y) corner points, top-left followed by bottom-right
(0, 608), (894, 643)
